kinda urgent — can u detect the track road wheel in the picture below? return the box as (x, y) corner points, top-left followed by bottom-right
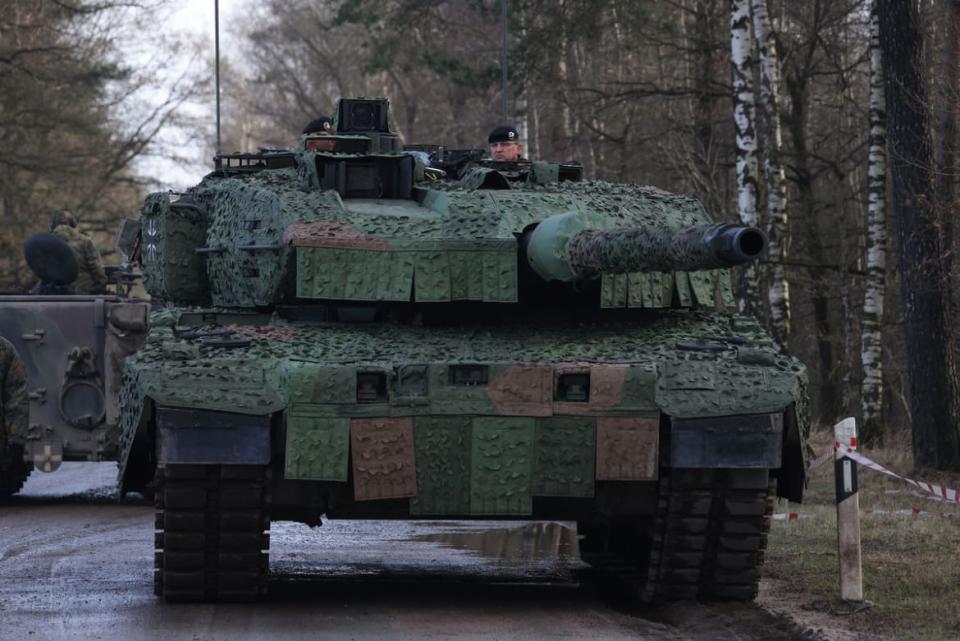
(644, 468), (773, 602)
(699, 469), (775, 601)
(580, 469), (775, 604)
(154, 464), (270, 602)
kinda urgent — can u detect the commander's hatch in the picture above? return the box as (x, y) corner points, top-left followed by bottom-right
(302, 97), (413, 199)
(312, 152), (415, 200)
(458, 160), (584, 190)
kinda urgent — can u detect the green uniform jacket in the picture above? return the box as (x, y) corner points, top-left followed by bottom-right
(0, 337), (27, 448)
(53, 224), (107, 294)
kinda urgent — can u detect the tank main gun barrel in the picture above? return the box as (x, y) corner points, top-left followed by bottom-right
(568, 222), (766, 278)
(524, 213), (766, 282)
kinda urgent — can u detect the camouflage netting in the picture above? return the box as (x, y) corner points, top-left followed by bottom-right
(117, 308), (808, 483)
(140, 192), (209, 303)
(137, 157), (739, 309)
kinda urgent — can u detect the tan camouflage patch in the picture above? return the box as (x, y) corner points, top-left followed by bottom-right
(554, 364), (627, 416)
(486, 364), (553, 416)
(284, 222), (393, 251)
(351, 417), (417, 501)
(595, 416), (658, 481)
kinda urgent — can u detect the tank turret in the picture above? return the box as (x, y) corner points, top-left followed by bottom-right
(524, 212), (766, 282)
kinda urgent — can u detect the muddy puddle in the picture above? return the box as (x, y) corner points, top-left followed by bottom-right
(411, 520), (581, 563)
(269, 519), (586, 581)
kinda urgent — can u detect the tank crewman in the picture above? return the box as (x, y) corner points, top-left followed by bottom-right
(302, 116), (334, 135)
(50, 209), (107, 294)
(0, 337), (27, 452)
(488, 125), (525, 162)
(301, 116), (335, 152)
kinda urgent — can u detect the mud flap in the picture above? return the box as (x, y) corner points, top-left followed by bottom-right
(670, 413), (782, 469)
(157, 407), (270, 465)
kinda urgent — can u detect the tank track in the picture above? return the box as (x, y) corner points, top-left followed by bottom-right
(154, 464), (271, 602)
(0, 445), (31, 501)
(580, 468), (774, 602)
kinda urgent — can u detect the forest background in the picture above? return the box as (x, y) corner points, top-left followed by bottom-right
(2, 0), (958, 463)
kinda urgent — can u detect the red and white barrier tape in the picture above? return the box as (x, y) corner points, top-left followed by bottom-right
(773, 507), (954, 520)
(771, 512), (811, 521)
(864, 507), (954, 518)
(884, 489), (957, 502)
(836, 445), (960, 503)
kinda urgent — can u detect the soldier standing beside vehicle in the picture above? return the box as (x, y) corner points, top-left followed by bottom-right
(487, 125), (525, 161)
(50, 209), (107, 294)
(0, 336), (28, 496)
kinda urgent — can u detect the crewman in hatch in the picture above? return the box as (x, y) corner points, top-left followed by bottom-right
(302, 116), (334, 136)
(50, 209), (106, 294)
(487, 125), (525, 162)
(301, 116), (335, 151)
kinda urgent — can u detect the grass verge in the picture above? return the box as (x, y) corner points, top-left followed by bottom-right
(762, 429), (960, 641)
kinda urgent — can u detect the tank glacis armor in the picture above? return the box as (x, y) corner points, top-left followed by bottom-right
(120, 98), (809, 603)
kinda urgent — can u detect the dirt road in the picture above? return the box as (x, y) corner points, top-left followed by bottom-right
(0, 464), (821, 641)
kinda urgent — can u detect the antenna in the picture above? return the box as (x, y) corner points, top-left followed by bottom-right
(215, 0), (222, 158)
(500, 0), (508, 124)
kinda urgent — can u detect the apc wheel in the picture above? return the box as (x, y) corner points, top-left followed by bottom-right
(154, 464), (270, 602)
(0, 445), (31, 501)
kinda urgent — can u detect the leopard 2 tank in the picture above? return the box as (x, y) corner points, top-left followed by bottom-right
(119, 97), (809, 602)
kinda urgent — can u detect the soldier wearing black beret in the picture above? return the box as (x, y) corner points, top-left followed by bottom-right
(302, 116), (334, 135)
(488, 125), (524, 162)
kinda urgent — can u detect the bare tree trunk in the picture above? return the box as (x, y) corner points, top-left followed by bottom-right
(528, 87), (541, 160)
(730, 0), (760, 314)
(936, 2), (959, 200)
(937, 0), (959, 309)
(860, 0), (888, 446)
(878, 0), (960, 470)
(787, 81), (840, 423)
(751, 0), (789, 345)
(685, 0), (726, 220)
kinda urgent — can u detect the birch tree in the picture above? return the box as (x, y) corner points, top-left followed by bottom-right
(750, 0), (789, 345)
(730, 0), (760, 313)
(878, 0), (960, 469)
(859, 0), (887, 445)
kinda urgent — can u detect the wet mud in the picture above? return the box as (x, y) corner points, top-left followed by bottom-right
(0, 463), (825, 641)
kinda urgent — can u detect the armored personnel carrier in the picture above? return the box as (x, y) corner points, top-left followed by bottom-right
(73, 97), (805, 603)
(0, 227), (148, 499)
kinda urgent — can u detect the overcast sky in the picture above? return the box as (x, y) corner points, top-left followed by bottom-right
(134, 0), (239, 190)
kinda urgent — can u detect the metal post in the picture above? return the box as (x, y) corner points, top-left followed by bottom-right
(834, 417), (863, 601)
(500, 0), (508, 124)
(215, 0), (222, 158)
